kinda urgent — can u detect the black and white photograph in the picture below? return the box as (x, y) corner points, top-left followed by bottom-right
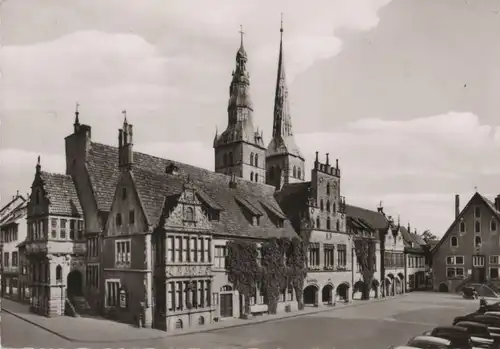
(2, 0), (500, 348)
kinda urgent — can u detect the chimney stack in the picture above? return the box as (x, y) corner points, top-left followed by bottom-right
(326, 153), (330, 166)
(455, 194), (460, 219)
(229, 173), (237, 188)
(118, 115), (134, 170)
(495, 194), (500, 212)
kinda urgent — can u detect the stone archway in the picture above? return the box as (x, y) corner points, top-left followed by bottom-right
(336, 282), (350, 302)
(353, 281), (365, 300)
(321, 284), (334, 305)
(303, 285), (319, 306)
(397, 273), (405, 293)
(67, 270), (83, 297)
(438, 283), (449, 293)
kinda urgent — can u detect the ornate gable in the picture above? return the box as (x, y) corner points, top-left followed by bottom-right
(162, 185), (212, 232)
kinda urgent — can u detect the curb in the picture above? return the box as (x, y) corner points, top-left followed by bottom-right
(2, 294), (408, 343)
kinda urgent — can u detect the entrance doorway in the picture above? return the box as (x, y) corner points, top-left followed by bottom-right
(220, 293), (233, 318)
(67, 270), (83, 297)
(303, 285), (318, 306)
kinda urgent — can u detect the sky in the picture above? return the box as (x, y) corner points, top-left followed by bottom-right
(2, 0), (500, 237)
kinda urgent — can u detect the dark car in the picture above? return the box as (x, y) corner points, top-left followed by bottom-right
(472, 315), (500, 336)
(479, 301), (500, 314)
(425, 326), (474, 348)
(407, 335), (452, 348)
(455, 321), (495, 348)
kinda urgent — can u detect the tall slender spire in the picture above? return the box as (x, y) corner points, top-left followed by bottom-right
(268, 14), (303, 159)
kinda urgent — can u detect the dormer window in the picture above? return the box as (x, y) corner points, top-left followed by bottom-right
(492, 220), (498, 232)
(459, 221), (466, 233)
(297, 168), (301, 180)
(252, 216), (260, 226)
(184, 207), (194, 221)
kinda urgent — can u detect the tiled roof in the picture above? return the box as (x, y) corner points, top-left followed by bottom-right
(410, 232), (427, 246)
(40, 172), (83, 217)
(0, 195), (26, 222)
(345, 204), (389, 230)
(89, 142), (297, 240)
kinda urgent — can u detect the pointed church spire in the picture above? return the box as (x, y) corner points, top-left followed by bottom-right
(36, 155), (41, 173)
(268, 14), (303, 160)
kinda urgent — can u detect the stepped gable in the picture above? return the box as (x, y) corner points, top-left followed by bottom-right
(345, 204), (389, 231)
(39, 171), (83, 216)
(89, 142), (297, 239)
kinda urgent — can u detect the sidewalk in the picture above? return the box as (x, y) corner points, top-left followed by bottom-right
(1, 295), (404, 343)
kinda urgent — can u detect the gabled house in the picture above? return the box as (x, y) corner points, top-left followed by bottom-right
(383, 217), (406, 296)
(432, 192), (500, 293)
(401, 225), (427, 291)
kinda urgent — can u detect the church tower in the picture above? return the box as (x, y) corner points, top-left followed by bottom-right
(213, 27), (266, 183)
(266, 18), (305, 190)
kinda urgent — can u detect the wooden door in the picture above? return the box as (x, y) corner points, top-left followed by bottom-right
(220, 293), (233, 318)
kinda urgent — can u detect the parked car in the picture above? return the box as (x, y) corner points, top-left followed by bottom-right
(454, 321), (496, 348)
(407, 335), (452, 348)
(485, 312), (500, 318)
(479, 301), (500, 314)
(424, 326), (485, 349)
(469, 315), (500, 336)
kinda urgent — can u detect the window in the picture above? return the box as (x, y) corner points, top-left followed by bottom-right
(105, 280), (120, 307)
(176, 281), (183, 310)
(4, 252), (9, 267)
(168, 282), (174, 311)
(56, 265), (62, 282)
(324, 244), (334, 269)
(308, 243), (320, 267)
(475, 236), (482, 247)
(205, 280), (211, 306)
(116, 213), (122, 227)
(255, 173), (259, 182)
(250, 153), (254, 166)
(115, 239), (131, 265)
(87, 236), (99, 258)
(250, 172), (254, 181)
(129, 210), (135, 225)
(254, 154), (259, 168)
(326, 200), (330, 212)
(190, 237), (197, 262)
(475, 221), (481, 233)
(86, 264), (99, 289)
(326, 183), (331, 195)
(491, 256), (500, 265)
(446, 256), (464, 265)
(297, 168), (301, 180)
(459, 221), (466, 233)
(176, 237), (182, 262)
(473, 255), (485, 267)
(60, 219), (67, 239)
(336, 220), (340, 231)
(326, 217), (331, 230)
(182, 237), (189, 262)
(214, 246), (226, 269)
(491, 268), (500, 279)
(197, 237), (203, 262)
(320, 199), (324, 211)
(293, 166), (297, 178)
(122, 187), (127, 200)
(316, 216), (320, 229)
(167, 236), (174, 262)
(185, 207), (194, 222)
(492, 220), (498, 232)
(450, 236), (458, 247)
(447, 267), (464, 279)
(67, 220), (74, 240)
(204, 238), (210, 263)
(78, 220), (84, 240)
(12, 252), (18, 267)
(337, 244), (347, 267)
(475, 207), (481, 218)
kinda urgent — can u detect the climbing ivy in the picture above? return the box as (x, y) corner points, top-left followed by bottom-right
(226, 240), (260, 316)
(226, 232), (310, 316)
(354, 238), (376, 300)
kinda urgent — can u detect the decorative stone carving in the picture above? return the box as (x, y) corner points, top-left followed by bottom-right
(166, 265), (212, 278)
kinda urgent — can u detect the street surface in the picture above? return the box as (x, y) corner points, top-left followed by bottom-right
(1, 292), (479, 349)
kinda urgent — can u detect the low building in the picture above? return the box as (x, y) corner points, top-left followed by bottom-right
(432, 193), (500, 292)
(0, 192), (28, 300)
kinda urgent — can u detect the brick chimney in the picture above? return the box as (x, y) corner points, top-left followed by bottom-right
(229, 173), (237, 189)
(455, 194), (460, 219)
(118, 111), (134, 170)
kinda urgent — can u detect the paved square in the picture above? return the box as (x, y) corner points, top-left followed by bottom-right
(1, 292), (480, 349)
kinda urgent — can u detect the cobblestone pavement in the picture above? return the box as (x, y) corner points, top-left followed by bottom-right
(1, 292), (480, 349)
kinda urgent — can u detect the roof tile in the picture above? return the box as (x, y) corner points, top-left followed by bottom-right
(40, 172), (83, 217)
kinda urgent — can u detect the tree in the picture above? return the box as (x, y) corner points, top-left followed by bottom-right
(354, 238), (376, 300)
(420, 230), (437, 243)
(286, 236), (308, 310)
(261, 238), (288, 314)
(226, 241), (260, 317)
